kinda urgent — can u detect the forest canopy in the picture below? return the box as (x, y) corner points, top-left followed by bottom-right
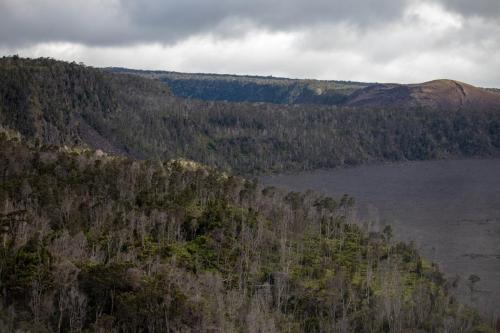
(0, 134), (490, 332)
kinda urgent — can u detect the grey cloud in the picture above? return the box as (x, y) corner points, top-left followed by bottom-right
(122, 0), (410, 31)
(435, 0), (500, 21)
(0, 0), (411, 47)
(0, 1), (131, 46)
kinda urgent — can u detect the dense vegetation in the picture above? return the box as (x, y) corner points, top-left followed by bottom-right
(0, 133), (491, 332)
(2, 57), (500, 175)
(110, 68), (368, 105)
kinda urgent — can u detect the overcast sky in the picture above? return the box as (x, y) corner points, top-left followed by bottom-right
(1, 0), (500, 87)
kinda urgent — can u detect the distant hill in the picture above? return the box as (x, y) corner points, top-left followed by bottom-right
(345, 79), (500, 110)
(110, 68), (500, 111)
(108, 67), (370, 105)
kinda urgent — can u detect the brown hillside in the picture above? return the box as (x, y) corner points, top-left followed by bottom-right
(345, 79), (500, 110)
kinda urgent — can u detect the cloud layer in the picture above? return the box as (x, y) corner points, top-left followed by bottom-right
(1, 0), (500, 86)
(0, 0), (413, 46)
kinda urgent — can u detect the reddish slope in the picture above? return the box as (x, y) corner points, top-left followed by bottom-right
(344, 79), (500, 110)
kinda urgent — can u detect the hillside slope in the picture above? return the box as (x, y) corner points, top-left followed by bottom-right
(113, 68), (500, 111)
(1, 57), (500, 175)
(110, 67), (370, 105)
(0, 56), (175, 158)
(344, 80), (500, 110)
(0, 134), (490, 332)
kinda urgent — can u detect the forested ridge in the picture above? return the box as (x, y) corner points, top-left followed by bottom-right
(0, 132), (492, 332)
(109, 67), (369, 105)
(1, 57), (500, 175)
